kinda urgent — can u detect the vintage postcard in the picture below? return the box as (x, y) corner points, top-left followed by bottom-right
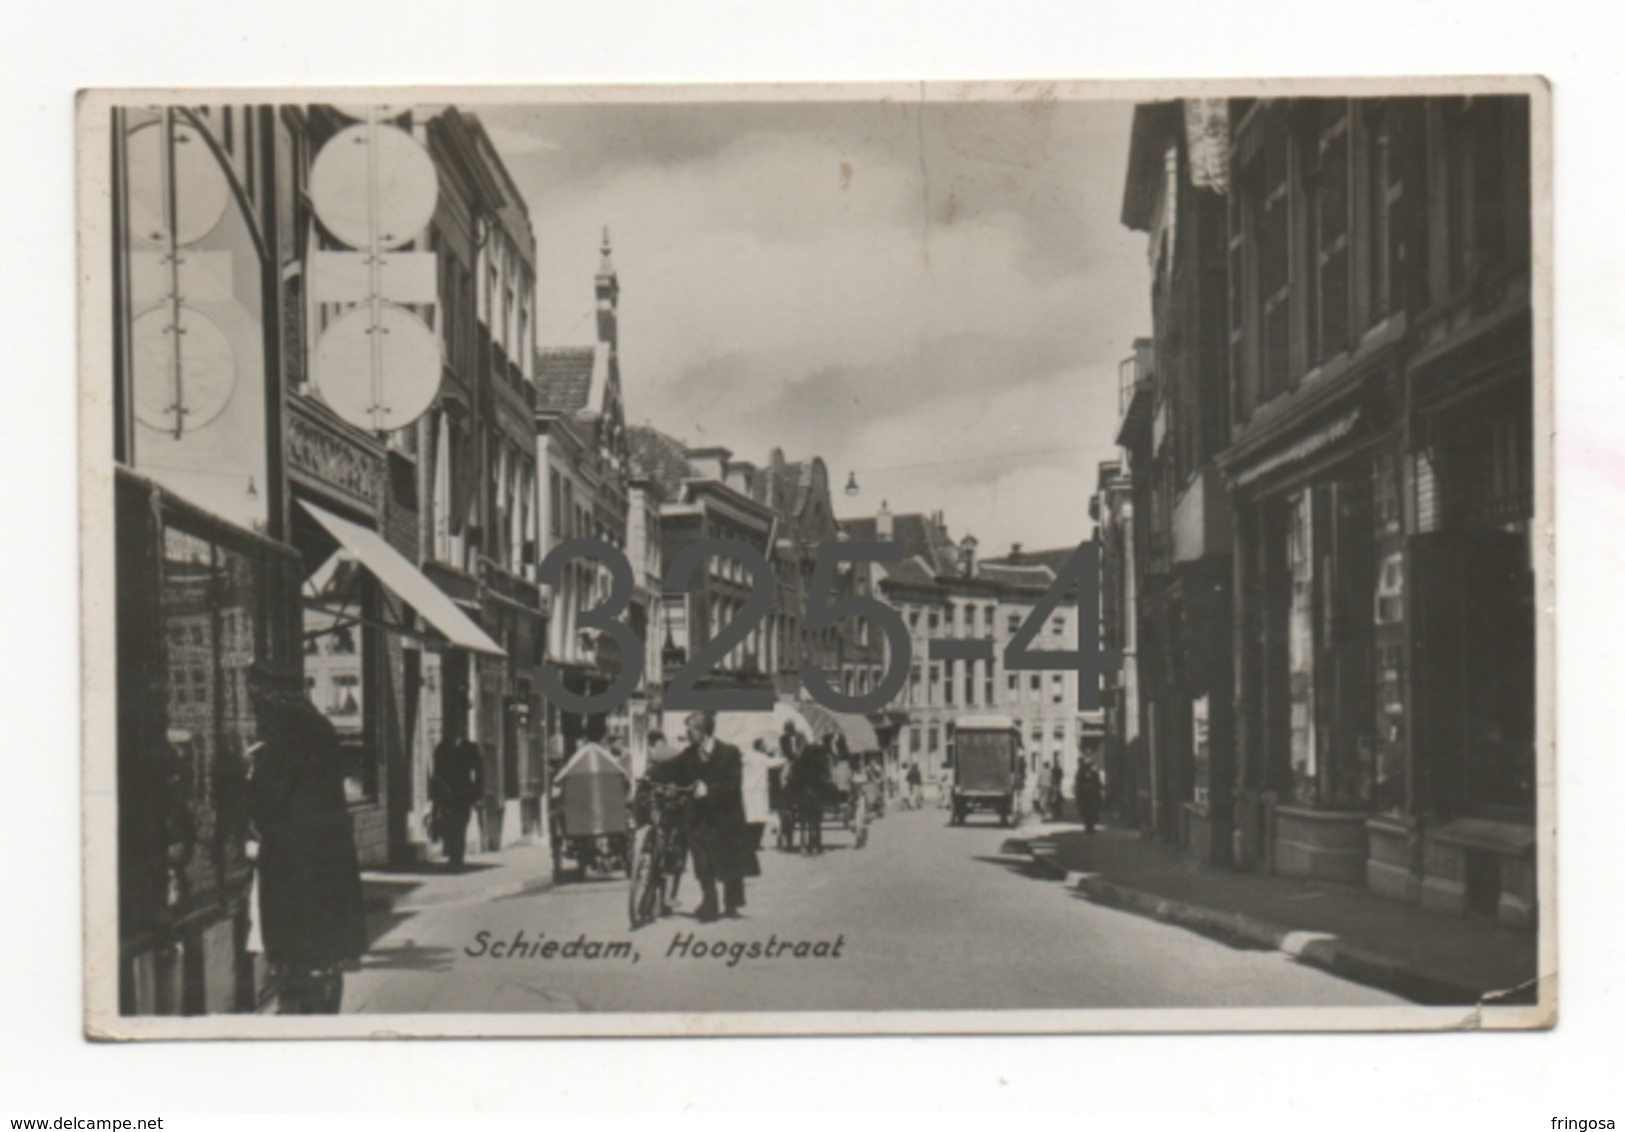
(78, 78), (1554, 1038)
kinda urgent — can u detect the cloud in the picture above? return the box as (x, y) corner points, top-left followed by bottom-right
(480, 122), (560, 157)
(479, 97), (1149, 555)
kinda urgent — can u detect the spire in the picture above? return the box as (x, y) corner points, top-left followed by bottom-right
(595, 225), (619, 351)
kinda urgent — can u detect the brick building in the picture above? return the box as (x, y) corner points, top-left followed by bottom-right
(1111, 95), (1537, 925)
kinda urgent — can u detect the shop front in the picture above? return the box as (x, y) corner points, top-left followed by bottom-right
(1227, 392), (1397, 885)
(110, 105), (295, 1015)
(291, 475), (505, 866)
(1404, 321), (1536, 925)
(116, 472), (301, 1015)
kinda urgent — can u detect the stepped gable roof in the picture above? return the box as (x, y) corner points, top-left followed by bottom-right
(535, 347), (596, 412)
(628, 426), (695, 498)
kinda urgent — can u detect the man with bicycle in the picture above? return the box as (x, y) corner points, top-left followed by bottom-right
(633, 731), (688, 916)
(671, 711), (757, 921)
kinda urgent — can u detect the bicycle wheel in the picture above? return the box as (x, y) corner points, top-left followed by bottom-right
(628, 826), (661, 929)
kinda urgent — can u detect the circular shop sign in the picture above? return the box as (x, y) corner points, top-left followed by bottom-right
(313, 302), (442, 433)
(131, 305), (237, 433)
(126, 118), (232, 249)
(309, 122), (439, 251)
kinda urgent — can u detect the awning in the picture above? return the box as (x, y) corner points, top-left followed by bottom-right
(797, 697), (881, 754)
(1230, 409), (1361, 489)
(298, 500), (505, 657)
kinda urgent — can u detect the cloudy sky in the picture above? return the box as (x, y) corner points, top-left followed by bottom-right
(480, 91), (1149, 556)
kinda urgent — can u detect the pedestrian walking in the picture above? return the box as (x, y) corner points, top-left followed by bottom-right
(244, 664), (366, 1015)
(775, 723), (803, 850)
(743, 736), (788, 851)
(1049, 759), (1066, 822)
(905, 760), (923, 810)
(1075, 756), (1105, 835)
(669, 710), (757, 921)
(430, 727), (484, 870)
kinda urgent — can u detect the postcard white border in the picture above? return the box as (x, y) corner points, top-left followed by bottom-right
(77, 76), (1555, 1042)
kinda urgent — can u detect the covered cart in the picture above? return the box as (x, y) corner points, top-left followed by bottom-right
(548, 742), (632, 881)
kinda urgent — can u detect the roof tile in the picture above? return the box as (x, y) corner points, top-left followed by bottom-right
(535, 347), (595, 412)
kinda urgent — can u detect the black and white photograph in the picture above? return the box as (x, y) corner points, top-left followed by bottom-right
(77, 80), (1552, 1037)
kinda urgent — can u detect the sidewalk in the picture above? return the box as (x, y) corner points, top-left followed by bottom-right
(361, 842), (555, 915)
(1005, 824), (1540, 1006)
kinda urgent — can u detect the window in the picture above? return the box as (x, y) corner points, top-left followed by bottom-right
(945, 661), (956, 706)
(1030, 674), (1041, 695)
(1054, 724), (1066, 742)
(1008, 673), (1019, 695)
(1052, 673), (1064, 703)
(908, 608), (921, 633)
(1051, 615), (1065, 636)
(328, 674), (361, 716)
(1311, 101), (1351, 366)
(911, 726), (921, 754)
(984, 671), (994, 705)
(1439, 96), (1526, 298)
(1364, 102), (1396, 324)
(300, 537), (378, 805)
(929, 664), (941, 705)
(1007, 613), (1021, 635)
(910, 665), (922, 704)
(928, 727), (939, 754)
(927, 611), (940, 635)
(1260, 113), (1291, 398)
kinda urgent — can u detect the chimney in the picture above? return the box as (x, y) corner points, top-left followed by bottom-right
(595, 226), (619, 354)
(1009, 542), (1024, 564)
(958, 534), (979, 577)
(726, 460), (757, 497)
(685, 445), (732, 482)
(877, 499), (894, 541)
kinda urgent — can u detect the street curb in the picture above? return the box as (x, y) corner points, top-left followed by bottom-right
(1005, 838), (1486, 1006)
(363, 867), (555, 914)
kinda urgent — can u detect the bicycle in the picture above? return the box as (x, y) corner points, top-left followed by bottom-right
(628, 780), (694, 930)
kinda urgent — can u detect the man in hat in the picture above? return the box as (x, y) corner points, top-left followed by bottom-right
(430, 724), (484, 870)
(669, 710), (755, 922)
(1075, 754), (1105, 835)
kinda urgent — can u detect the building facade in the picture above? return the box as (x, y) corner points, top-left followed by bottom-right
(628, 428), (778, 702)
(536, 233), (637, 776)
(110, 102), (546, 1015)
(1118, 101), (1237, 861)
(1090, 456), (1139, 822)
(1113, 95), (1536, 925)
(842, 506), (1086, 783)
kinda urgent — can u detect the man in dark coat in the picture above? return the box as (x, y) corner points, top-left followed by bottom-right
(1075, 756), (1105, 835)
(431, 727), (484, 870)
(247, 667), (367, 1014)
(669, 710), (756, 922)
